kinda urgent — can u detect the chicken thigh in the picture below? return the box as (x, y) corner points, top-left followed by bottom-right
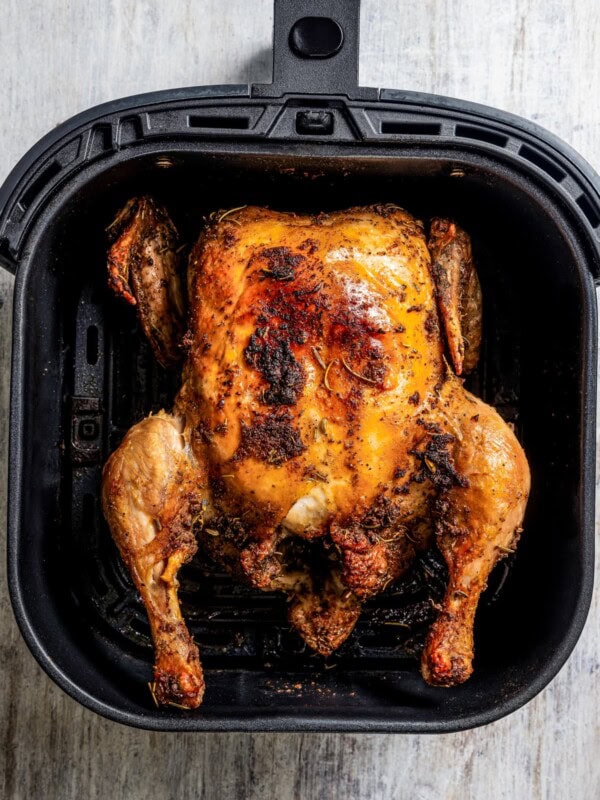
(103, 200), (529, 707)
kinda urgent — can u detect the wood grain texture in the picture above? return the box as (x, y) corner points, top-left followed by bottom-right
(1, 1), (600, 798)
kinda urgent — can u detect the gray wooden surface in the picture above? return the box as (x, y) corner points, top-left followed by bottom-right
(1, 1), (599, 798)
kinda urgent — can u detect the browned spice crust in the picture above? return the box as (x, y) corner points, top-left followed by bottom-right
(233, 411), (306, 466)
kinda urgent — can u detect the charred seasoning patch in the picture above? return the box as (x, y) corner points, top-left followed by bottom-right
(196, 513), (278, 585)
(326, 330), (389, 388)
(424, 310), (439, 338)
(222, 230), (237, 249)
(233, 411), (306, 466)
(153, 670), (202, 708)
(325, 297), (391, 388)
(245, 329), (305, 405)
(298, 238), (319, 255)
(199, 512), (248, 549)
(430, 260), (451, 294)
(410, 432), (469, 489)
(255, 247), (305, 281)
(329, 299), (389, 341)
(257, 280), (329, 341)
(209, 472), (227, 499)
(416, 418), (442, 434)
(351, 349), (388, 386)
(239, 534), (287, 588)
(361, 495), (403, 533)
(193, 420), (213, 445)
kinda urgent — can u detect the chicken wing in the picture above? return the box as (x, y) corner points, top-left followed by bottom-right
(428, 217), (482, 375)
(106, 196), (186, 368)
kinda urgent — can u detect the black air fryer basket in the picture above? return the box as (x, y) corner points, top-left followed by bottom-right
(2, 0), (599, 732)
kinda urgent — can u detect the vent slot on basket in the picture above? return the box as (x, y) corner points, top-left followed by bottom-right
(455, 124), (509, 147)
(518, 144), (566, 182)
(19, 161), (61, 210)
(86, 325), (99, 365)
(189, 115), (250, 130)
(380, 120), (441, 135)
(82, 493), (95, 531)
(576, 194), (600, 229)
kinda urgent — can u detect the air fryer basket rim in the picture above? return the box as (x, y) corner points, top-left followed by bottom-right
(5, 153), (597, 732)
(3, 0), (599, 732)
(2, 82), (600, 267)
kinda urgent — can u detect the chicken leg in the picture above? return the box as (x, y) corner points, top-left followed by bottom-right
(421, 377), (530, 685)
(102, 412), (207, 707)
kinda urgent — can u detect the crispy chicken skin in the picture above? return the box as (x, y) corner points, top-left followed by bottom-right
(102, 200), (530, 705)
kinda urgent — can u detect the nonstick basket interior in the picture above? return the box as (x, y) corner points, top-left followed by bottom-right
(12, 148), (593, 729)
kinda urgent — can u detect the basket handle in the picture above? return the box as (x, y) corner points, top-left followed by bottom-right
(252, 0), (375, 99)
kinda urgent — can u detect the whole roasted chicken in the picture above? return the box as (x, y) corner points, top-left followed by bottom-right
(102, 199), (530, 708)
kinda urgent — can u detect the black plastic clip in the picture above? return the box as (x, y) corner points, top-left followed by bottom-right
(296, 110), (335, 135)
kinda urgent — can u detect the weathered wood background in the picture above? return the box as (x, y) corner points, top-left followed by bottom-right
(1, 1), (599, 798)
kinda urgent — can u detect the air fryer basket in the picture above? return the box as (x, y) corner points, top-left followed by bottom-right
(2, 0), (599, 732)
